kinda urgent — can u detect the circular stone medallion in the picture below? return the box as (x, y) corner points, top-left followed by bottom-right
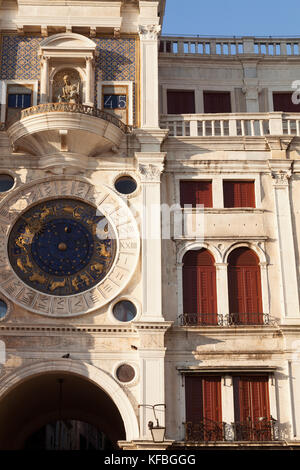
(0, 177), (140, 317)
(8, 199), (116, 296)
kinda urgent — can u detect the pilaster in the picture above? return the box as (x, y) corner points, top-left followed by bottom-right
(269, 161), (300, 319)
(138, 24), (161, 128)
(135, 151), (166, 322)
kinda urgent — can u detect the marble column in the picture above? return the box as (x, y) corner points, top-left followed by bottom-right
(269, 162), (300, 319)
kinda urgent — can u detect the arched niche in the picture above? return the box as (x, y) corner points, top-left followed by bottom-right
(39, 33), (96, 106)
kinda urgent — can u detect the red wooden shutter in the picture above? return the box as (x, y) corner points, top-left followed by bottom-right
(203, 92), (231, 113)
(183, 250), (217, 325)
(236, 376), (270, 423)
(223, 181), (255, 208)
(180, 181), (212, 208)
(202, 376), (222, 423)
(273, 92), (300, 112)
(183, 266), (198, 314)
(167, 90), (195, 114)
(185, 376), (203, 424)
(228, 248), (263, 324)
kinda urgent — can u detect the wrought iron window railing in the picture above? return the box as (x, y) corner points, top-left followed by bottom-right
(184, 417), (280, 443)
(179, 312), (276, 327)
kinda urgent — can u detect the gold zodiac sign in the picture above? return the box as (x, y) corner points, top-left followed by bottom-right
(49, 279), (66, 292)
(17, 258), (27, 273)
(15, 226), (35, 249)
(90, 263), (104, 274)
(63, 206), (82, 219)
(29, 272), (47, 284)
(71, 277), (80, 291)
(80, 274), (90, 286)
(97, 243), (110, 258)
(39, 206), (52, 221)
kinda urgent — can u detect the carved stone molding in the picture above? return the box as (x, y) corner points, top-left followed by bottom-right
(136, 152), (166, 183)
(138, 163), (164, 183)
(138, 24), (161, 40)
(271, 169), (292, 187)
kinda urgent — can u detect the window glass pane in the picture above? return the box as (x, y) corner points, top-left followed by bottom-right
(113, 301), (137, 322)
(0, 300), (8, 320)
(115, 176), (137, 195)
(0, 175), (14, 192)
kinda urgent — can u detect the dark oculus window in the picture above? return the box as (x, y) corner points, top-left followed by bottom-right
(167, 90), (195, 114)
(223, 181), (255, 208)
(0, 174), (14, 192)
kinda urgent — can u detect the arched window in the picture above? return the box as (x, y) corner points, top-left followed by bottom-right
(182, 249), (217, 325)
(228, 247), (263, 325)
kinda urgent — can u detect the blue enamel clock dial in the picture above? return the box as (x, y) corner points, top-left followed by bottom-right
(8, 199), (116, 296)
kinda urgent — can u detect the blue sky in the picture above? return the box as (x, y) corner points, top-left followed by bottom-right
(162, 0), (300, 37)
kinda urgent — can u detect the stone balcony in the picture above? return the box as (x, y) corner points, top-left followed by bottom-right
(160, 112), (300, 138)
(159, 36), (300, 57)
(172, 207), (265, 241)
(5, 103), (132, 160)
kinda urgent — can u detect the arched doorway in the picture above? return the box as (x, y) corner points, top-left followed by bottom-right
(182, 248), (218, 325)
(0, 371), (126, 450)
(228, 247), (263, 325)
(0, 361), (139, 450)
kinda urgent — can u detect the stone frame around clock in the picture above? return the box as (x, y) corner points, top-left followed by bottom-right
(0, 176), (140, 317)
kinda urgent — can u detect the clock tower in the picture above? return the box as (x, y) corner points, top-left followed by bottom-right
(0, 0), (170, 450)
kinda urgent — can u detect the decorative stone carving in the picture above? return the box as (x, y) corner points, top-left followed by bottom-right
(138, 24), (161, 40)
(271, 169), (292, 187)
(0, 177), (140, 317)
(138, 163), (164, 183)
(53, 69), (81, 104)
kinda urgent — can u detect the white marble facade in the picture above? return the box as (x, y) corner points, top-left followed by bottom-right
(0, 0), (299, 450)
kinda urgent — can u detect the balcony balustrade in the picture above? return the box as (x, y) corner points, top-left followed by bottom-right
(160, 113), (300, 137)
(184, 417), (279, 443)
(160, 36), (300, 57)
(179, 312), (275, 327)
(5, 102), (131, 158)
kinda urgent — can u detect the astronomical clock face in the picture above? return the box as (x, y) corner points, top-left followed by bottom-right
(8, 199), (116, 297)
(0, 177), (140, 317)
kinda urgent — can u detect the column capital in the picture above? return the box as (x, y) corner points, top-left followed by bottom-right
(138, 24), (161, 41)
(137, 159), (165, 183)
(269, 161), (293, 187)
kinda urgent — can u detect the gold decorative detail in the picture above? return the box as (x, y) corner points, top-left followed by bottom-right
(17, 258), (27, 273)
(49, 279), (66, 292)
(29, 272), (47, 284)
(90, 263), (104, 274)
(72, 277), (80, 291)
(80, 274), (90, 286)
(97, 243), (110, 257)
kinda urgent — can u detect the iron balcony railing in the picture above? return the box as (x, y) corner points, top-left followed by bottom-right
(179, 312), (276, 327)
(5, 102), (133, 134)
(184, 417), (280, 443)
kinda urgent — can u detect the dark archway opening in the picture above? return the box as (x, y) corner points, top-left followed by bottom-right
(0, 372), (126, 450)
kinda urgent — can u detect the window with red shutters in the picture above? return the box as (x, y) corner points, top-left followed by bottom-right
(273, 92), (300, 112)
(167, 90), (195, 114)
(223, 181), (255, 208)
(233, 376), (271, 441)
(228, 248), (263, 325)
(183, 249), (217, 325)
(185, 376), (222, 441)
(203, 91), (231, 113)
(180, 181), (213, 208)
